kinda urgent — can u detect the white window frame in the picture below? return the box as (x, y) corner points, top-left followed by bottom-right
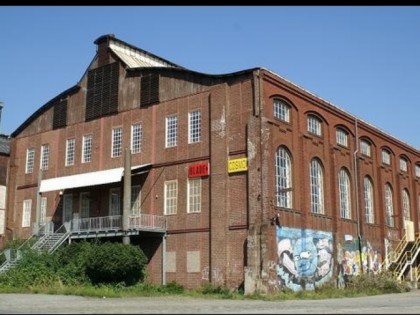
(40, 144), (49, 171)
(164, 180), (178, 215)
(273, 99), (290, 123)
(310, 159), (324, 214)
(402, 189), (411, 221)
(109, 188), (121, 216)
(112, 127), (122, 158)
(336, 128), (348, 147)
(360, 140), (371, 157)
(165, 115), (178, 148)
(385, 184), (394, 227)
(22, 199), (32, 228)
(131, 185), (141, 216)
(187, 178), (201, 213)
(25, 148), (35, 174)
(82, 134), (92, 163)
(40, 197), (47, 225)
(80, 192), (90, 218)
(400, 157), (408, 172)
(131, 123), (142, 154)
(416, 164), (420, 178)
(364, 177), (374, 224)
(338, 168), (351, 219)
(275, 147), (292, 208)
(307, 115), (322, 136)
(65, 138), (75, 166)
(188, 110), (201, 144)
(382, 149), (391, 165)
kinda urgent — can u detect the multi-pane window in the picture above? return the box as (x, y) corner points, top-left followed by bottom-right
(338, 168), (351, 219)
(336, 128), (348, 147)
(40, 197), (47, 225)
(80, 192), (90, 218)
(416, 164), (420, 178)
(25, 148), (35, 174)
(131, 185), (141, 216)
(188, 110), (201, 144)
(164, 180), (178, 215)
(65, 138), (75, 166)
(131, 123), (142, 154)
(109, 188), (121, 216)
(166, 115), (178, 148)
(63, 194), (73, 222)
(275, 147), (292, 208)
(188, 179), (201, 213)
(400, 157), (408, 172)
(40, 144), (49, 171)
(310, 158), (324, 214)
(273, 99), (290, 123)
(112, 127), (122, 158)
(307, 115), (322, 136)
(82, 135), (92, 163)
(360, 140), (371, 157)
(382, 149), (391, 165)
(363, 177), (374, 224)
(22, 199), (32, 228)
(402, 189), (411, 221)
(384, 184), (394, 227)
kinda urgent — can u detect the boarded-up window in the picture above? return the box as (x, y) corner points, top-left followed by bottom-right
(140, 73), (159, 106)
(53, 99), (67, 129)
(86, 62), (119, 121)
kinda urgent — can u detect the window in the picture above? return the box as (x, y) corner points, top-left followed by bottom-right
(22, 199), (32, 228)
(109, 188), (121, 216)
(164, 180), (177, 215)
(400, 157), (408, 172)
(384, 184), (394, 227)
(112, 127), (122, 158)
(382, 149), (391, 165)
(131, 123), (142, 154)
(188, 179), (201, 213)
(82, 135), (92, 163)
(360, 140), (371, 157)
(363, 177), (374, 224)
(53, 99), (67, 129)
(273, 99), (290, 122)
(336, 128), (348, 147)
(25, 148), (35, 174)
(166, 115), (178, 148)
(416, 164), (420, 178)
(40, 144), (49, 171)
(65, 138), (75, 166)
(275, 147), (292, 208)
(338, 168), (351, 219)
(40, 197), (47, 225)
(188, 110), (201, 144)
(310, 158), (324, 214)
(131, 185), (141, 216)
(402, 189), (411, 221)
(63, 194), (73, 222)
(80, 192), (90, 218)
(307, 115), (322, 136)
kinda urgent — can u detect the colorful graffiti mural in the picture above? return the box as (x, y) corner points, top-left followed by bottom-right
(276, 226), (333, 291)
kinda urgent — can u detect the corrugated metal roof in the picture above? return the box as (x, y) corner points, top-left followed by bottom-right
(109, 41), (176, 69)
(39, 163), (151, 193)
(0, 135), (10, 155)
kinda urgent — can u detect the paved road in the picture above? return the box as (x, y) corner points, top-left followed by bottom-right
(0, 290), (419, 314)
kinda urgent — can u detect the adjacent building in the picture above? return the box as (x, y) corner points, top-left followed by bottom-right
(4, 34), (420, 293)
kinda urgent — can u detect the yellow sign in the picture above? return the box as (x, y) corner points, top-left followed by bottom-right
(228, 158), (248, 173)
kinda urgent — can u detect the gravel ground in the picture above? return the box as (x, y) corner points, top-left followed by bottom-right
(0, 290), (419, 314)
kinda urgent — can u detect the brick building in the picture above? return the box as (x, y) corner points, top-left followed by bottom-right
(4, 34), (420, 293)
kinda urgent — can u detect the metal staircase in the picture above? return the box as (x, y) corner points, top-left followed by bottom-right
(0, 222), (70, 274)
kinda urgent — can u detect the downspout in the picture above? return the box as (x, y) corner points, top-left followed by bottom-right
(122, 147), (131, 245)
(353, 118), (363, 273)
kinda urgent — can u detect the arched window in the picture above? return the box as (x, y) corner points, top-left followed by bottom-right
(363, 177), (374, 224)
(273, 99), (290, 123)
(384, 184), (394, 227)
(275, 147), (292, 208)
(336, 128), (348, 147)
(402, 189), (411, 221)
(307, 115), (322, 136)
(338, 168), (351, 219)
(360, 140), (371, 157)
(310, 158), (324, 214)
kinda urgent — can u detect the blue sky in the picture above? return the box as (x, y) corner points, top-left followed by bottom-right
(2, 6), (420, 149)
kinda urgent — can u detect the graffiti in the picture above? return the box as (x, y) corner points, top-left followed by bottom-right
(202, 266), (210, 280)
(276, 226), (333, 292)
(201, 266), (225, 284)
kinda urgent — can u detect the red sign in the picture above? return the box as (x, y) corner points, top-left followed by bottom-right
(188, 162), (209, 178)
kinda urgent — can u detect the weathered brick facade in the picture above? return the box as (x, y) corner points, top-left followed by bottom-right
(4, 35), (420, 293)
